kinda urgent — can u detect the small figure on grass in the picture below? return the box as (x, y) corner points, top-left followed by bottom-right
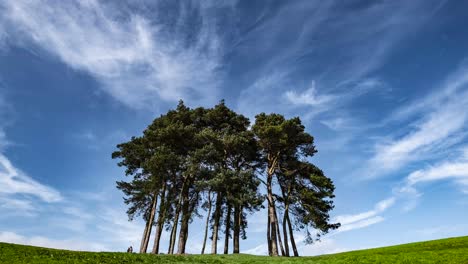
(127, 246), (133, 253)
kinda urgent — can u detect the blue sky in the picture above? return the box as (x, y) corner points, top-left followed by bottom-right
(1, 0), (468, 255)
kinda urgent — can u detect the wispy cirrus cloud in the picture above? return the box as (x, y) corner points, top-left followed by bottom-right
(1, 0), (227, 109)
(0, 92), (61, 207)
(236, 0), (441, 122)
(332, 197), (395, 234)
(388, 62), (468, 123)
(244, 196), (414, 255)
(284, 81), (338, 119)
(0, 196), (34, 211)
(285, 82), (335, 107)
(363, 64), (468, 179)
(396, 147), (468, 201)
(284, 78), (387, 121)
(0, 154), (62, 203)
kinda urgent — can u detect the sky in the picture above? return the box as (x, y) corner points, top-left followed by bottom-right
(1, 0), (468, 255)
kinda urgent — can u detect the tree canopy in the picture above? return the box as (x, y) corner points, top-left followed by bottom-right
(112, 100), (339, 256)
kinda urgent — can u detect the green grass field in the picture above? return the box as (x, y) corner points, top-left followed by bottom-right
(1, 236), (468, 263)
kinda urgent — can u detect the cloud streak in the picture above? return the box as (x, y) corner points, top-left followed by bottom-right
(333, 197), (395, 234)
(236, 0), (441, 122)
(364, 64), (468, 179)
(397, 147), (468, 199)
(0, 154), (62, 203)
(1, 0), (225, 108)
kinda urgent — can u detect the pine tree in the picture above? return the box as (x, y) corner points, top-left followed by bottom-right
(113, 101), (339, 256)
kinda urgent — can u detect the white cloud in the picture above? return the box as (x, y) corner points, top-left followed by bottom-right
(0, 154), (62, 202)
(0, 91), (61, 218)
(389, 62), (468, 123)
(407, 161), (468, 187)
(371, 103), (467, 173)
(236, 71), (288, 118)
(63, 206), (94, 221)
(1, 0), (224, 108)
(336, 216), (385, 233)
(285, 82), (336, 107)
(320, 117), (351, 131)
(396, 147), (468, 199)
(0, 196), (34, 211)
(0, 231), (109, 251)
(96, 208), (143, 246)
(364, 66), (468, 179)
(333, 197), (394, 233)
(237, 0), (439, 121)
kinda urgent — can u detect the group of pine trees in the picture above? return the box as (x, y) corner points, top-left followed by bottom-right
(112, 101), (340, 257)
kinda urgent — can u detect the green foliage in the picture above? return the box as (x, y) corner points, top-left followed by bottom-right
(2, 236), (468, 263)
(112, 101), (339, 255)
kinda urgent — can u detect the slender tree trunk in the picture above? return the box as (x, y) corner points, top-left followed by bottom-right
(223, 203), (232, 254)
(177, 186), (190, 254)
(265, 154), (280, 257)
(267, 172), (279, 256)
(169, 177), (188, 254)
(177, 214), (189, 254)
(286, 212), (299, 257)
(201, 191), (213, 254)
(182, 194), (197, 251)
(273, 206), (285, 256)
(142, 193), (158, 253)
(211, 191), (223, 254)
(280, 184), (290, 257)
(140, 218), (150, 253)
(233, 204), (240, 254)
(167, 222), (175, 254)
(282, 206), (290, 257)
(168, 209), (180, 254)
(267, 210), (272, 256)
(152, 210), (165, 254)
(152, 183), (167, 254)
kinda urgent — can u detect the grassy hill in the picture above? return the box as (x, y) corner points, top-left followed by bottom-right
(1, 236), (468, 263)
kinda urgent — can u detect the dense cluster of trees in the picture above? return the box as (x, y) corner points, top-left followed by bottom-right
(112, 101), (339, 256)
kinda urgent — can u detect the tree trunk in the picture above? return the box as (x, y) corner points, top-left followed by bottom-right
(152, 183), (167, 254)
(286, 212), (299, 257)
(177, 186), (190, 254)
(267, 172), (279, 256)
(144, 192), (158, 253)
(139, 218), (150, 253)
(223, 203), (231, 254)
(233, 204), (240, 254)
(201, 191), (213, 254)
(167, 221), (176, 254)
(273, 206), (285, 256)
(282, 207), (290, 257)
(168, 182), (186, 254)
(280, 184), (290, 257)
(142, 193), (158, 253)
(182, 193), (197, 251)
(267, 210), (271, 256)
(168, 209), (180, 254)
(177, 213), (189, 254)
(211, 191), (223, 254)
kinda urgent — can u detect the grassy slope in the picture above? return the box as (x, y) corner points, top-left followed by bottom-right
(1, 236), (468, 264)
